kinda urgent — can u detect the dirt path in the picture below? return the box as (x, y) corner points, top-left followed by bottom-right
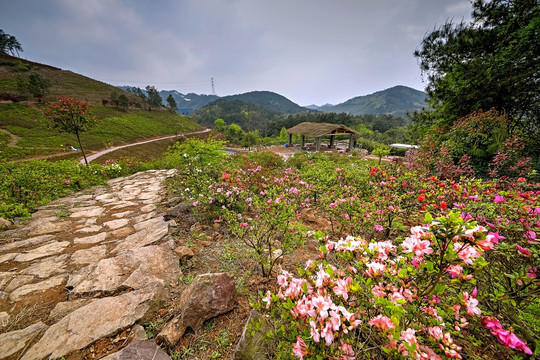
(81, 128), (211, 164)
(0, 128), (20, 147)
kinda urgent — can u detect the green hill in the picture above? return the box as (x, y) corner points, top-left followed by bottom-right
(221, 91), (312, 114)
(0, 54), (200, 161)
(328, 85), (426, 118)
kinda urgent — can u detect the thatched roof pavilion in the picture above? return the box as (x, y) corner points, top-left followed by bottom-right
(286, 122), (358, 151)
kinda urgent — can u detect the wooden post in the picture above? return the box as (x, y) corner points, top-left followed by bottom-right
(349, 134), (353, 150)
(288, 133), (292, 147)
(330, 135), (335, 148)
(316, 137), (321, 152)
(301, 135), (305, 148)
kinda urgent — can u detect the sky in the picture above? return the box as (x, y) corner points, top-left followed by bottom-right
(1, 0), (472, 106)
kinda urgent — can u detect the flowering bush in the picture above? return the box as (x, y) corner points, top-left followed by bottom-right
(259, 212), (533, 359)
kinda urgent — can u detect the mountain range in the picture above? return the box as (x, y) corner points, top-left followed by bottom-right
(151, 85), (426, 118)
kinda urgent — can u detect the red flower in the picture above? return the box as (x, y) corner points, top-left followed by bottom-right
(440, 201), (447, 210)
(417, 194), (426, 201)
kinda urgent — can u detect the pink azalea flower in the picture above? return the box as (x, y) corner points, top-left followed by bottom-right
(368, 314), (395, 330)
(400, 328), (418, 347)
(309, 320), (320, 343)
(321, 322), (335, 345)
(332, 278), (350, 301)
(462, 291), (481, 316)
(428, 326), (444, 340)
(481, 316), (532, 354)
(366, 261), (386, 277)
(192, 201), (199, 207)
(494, 195), (505, 203)
(374, 224), (384, 232)
(516, 244), (531, 257)
(292, 336), (308, 359)
(261, 290), (272, 308)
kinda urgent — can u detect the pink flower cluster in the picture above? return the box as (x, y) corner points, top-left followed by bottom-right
(481, 316), (532, 354)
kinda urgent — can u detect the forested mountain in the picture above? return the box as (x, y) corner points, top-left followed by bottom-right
(328, 85), (426, 118)
(220, 91), (311, 114)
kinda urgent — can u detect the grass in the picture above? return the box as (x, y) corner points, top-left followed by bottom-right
(0, 102), (200, 161)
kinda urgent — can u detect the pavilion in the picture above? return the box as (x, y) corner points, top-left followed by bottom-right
(286, 122), (359, 152)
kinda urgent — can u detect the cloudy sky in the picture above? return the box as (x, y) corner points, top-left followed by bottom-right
(1, 0), (472, 106)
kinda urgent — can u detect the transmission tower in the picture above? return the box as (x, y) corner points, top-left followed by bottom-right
(211, 77), (216, 95)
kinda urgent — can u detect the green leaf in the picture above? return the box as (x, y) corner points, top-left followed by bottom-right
(424, 212), (433, 224)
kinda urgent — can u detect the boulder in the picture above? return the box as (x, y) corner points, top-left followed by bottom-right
(21, 283), (165, 360)
(101, 340), (171, 360)
(157, 272), (237, 346)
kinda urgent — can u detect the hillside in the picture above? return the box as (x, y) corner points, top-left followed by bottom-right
(190, 99), (280, 136)
(327, 85), (426, 118)
(0, 54), (200, 161)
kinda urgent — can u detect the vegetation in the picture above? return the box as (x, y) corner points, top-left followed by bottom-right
(163, 139), (539, 359)
(43, 97), (97, 165)
(412, 0), (539, 170)
(0, 29), (22, 57)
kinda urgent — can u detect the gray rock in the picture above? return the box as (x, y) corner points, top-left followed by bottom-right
(48, 298), (93, 321)
(0, 322), (48, 359)
(67, 244), (180, 296)
(73, 232), (107, 244)
(157, 272), (237, 346)
(101, 340), (171, 360)
(9, 274), (66, 301)
(70, 245), (107, 265)
(234, 310), (274, 360)
(0, 234), (54, 253)
(69, 206), (105, 218)
(14, 241), (70, 262)
(131, 324), (149, 341)
(113, 217), (169, 253)
(28, 221), (71, 236)
(21, 254), (68, 278)
(21, 283), (165, 360)
(104, 218), (130, 230)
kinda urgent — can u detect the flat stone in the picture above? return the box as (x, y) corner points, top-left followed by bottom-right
(71, 245), (107, 265)
(112, 210), (133, 218)
(14, 241), (70, 262)
(95, 194), (115, 202)
(0, 322), (48, 359)
(0, 272), (15, 290)
(109, 201), (137, 210)
(67, 244), (181, 296)
(131, 324), (148, 341)
(104, 219), (129, 230)
(0, 234), (54, 253)
(69, 206), (105, 218)
(134, 217), (165, 232)
(48, 298), (93, 321)
(140, 204), (156, 213)
(9, 274), (67, 301)
(21, 283), (165, 360)
(75, 224), (102, 233)
(133, 213), (153, 223)
(0, 253), (18, 264)
(112, 227), (135, 239)
(28, 221), (71, 236)
(20, 254), (68, 278)
(174, 246), (195, 262)
(0, 217), (11, 230)
(4, 275), (35, 293)
(113, 218), (169, 253)
(74, 232), (108, 244)
(101, 340), (171, 360)
(0, 311), (9, 328)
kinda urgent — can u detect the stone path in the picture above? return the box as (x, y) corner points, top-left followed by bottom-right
(0, 169), (181, 360)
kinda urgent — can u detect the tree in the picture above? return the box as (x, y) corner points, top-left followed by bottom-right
(0, 29), (23, 57)
(414, 0), (539, 146)
(118, 94), (129, 111)
(242, 130), (260, 150)
(145, 85), (162, 109)
(214, 118), (226, 132)
(43, 97), (97, 165)
(226, 123), (244, 144)
(26, 74), (51, 99)
(166, 94), (177, 112)
(110, 91), (119, 107)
